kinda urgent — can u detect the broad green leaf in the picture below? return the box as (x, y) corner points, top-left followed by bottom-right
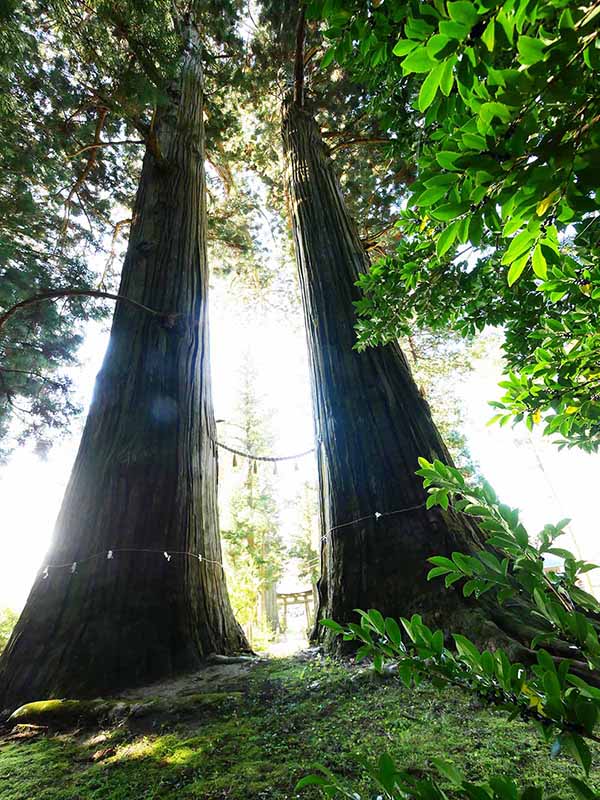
(414, 183), (449, 206)
(532, 244), (547, 279)
(447, 1), (478, 27)
(481, 19), (495, 51)
(462, 132), (486, 150)
(479, 101), (512, 126)
(427, 33), (450, 57)
(392, 39), (419, 57)
(439, 19), (471, 41)
(453, 633), (481, 664)
(320, 618), (345, 634)
(501, 228), (535, 265)
(436, 220), (459, 256)
(432, 758), (464, 786)
(566, 733), (592, 775)
(439, 56), (457, 95)
(517, 35), (547, 66)
(431, 202), (469, 221)
(568, 777), (598, 800)
(417, 63), (444, 111)
(401, 47), (438, 74)
(507, 253), (529, 285)
(384, 616), (402, 646)
(435, 150), (461, 170)
(321, 48), (335, 68)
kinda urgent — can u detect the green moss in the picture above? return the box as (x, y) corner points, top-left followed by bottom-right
(182, 691), (242, 706)
(8, 699), (112, 727)
(1, 657), (598, 799)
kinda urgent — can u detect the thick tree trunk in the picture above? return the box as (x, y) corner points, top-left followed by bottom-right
(0, 31), (246, 713)
(281, 100), (487, 639)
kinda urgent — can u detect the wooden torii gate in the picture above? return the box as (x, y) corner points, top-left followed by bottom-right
(277, 589), (314, 632)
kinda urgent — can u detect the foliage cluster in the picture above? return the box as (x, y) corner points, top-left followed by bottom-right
(301, 457), (600, 798)
(311, 0), (600, 450)
(0, 609), (18, 655)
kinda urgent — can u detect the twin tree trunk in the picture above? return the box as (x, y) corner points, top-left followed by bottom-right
(0, 33), (245, 713)
(282, 100), (486, 636)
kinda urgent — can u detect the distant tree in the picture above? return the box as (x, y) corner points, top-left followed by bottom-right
(0, 609), (18, 655)
(400, 329), (479, 480)
(288, 481), (320, 611)
(222, 360), (285, 643)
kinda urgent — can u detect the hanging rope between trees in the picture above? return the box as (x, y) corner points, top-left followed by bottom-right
(214, 439), (315, 463)
(35, 502), (429, 578)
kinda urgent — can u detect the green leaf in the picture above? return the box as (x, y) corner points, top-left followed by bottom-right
(517, 35), (547, 66)
(568, 777), (599, 800)
(501, 229), (535, 265)
(479, 101), (512, 126)
(430, 202), (469, 221)
(368, 608), (386, 634)
(432, 758), (464, 786)
(566, 733), (592, 775)
(453, 633), (481, 665)
(296, 774), (330, 790)
(320, 618), (345, 634)
(447, 1), (478, 27)
(392, 39), (419, 57)
(462, 132), (486, 150)
(321, 48), (335, 68)
(575, 699), (597, 734)
(481, 19), (495, 52)
(436, 220), (459, 256)
(439, 19), (471, 40)
(427, 34), (451, 57)
(507, 253), (529, 286)
(532, 244), (547, 279)
(417, 62), (444, 111)
(439, 56), (456, 96)
(435, 151), (462, 170)
(401, 47), (438, 74)
(384, 616), (402, 646)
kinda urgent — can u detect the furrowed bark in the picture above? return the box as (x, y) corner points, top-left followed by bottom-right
(0, 26), (246, 713)
(282, 99), (491, 641)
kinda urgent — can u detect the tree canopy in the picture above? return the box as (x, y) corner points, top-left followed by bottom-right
(0, 0), (263, 458)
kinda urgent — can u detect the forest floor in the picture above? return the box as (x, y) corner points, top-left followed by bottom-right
(0, 651), (597, 799)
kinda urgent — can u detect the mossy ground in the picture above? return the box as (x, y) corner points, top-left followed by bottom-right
(0, 655), (597, 799)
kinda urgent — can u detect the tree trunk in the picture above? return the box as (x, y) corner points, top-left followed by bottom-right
(0, 29), (246, 714)
(281, 99), (486, 639)
(260, 583), (280, 634)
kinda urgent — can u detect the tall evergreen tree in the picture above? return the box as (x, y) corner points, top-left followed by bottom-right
(242, 2), (484, 637)
(0, 0), (247, 712)
(288, 480), (320, 613)
(221, 359), (284, 642)
(282, 91), (485, 636)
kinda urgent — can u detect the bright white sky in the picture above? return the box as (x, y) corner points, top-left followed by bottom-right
(1, 278), (599, 609)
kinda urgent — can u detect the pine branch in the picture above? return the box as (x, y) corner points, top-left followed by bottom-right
(330, 136), (393, 153)
(0, 289), (177, 333)
(65, 138), (145, 160)
(61, 107), (109, 233)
